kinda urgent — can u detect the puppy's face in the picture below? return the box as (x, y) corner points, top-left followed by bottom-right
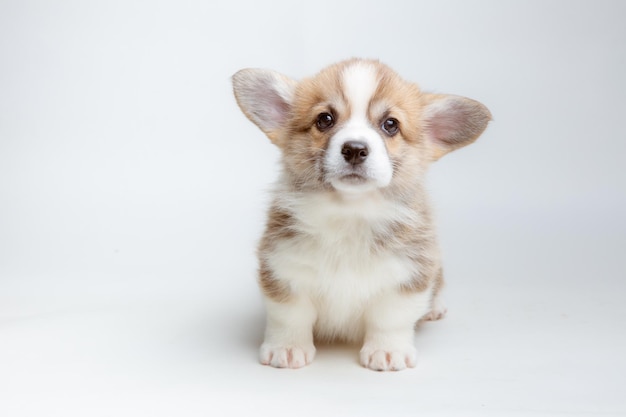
(233, 59), (491, 194)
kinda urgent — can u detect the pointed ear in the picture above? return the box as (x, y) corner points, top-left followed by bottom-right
(232, 68), (296, 145)
(421, 94), (492, 160)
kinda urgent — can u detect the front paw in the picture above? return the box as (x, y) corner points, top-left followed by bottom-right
(259, 343), (316, 369)
(359, 343), (417, 371)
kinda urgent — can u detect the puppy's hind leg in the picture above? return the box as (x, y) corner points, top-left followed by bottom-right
(423, 267), (447, 321)
(423, 294), (447, 321)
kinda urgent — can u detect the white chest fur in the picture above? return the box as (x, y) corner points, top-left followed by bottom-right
(266, 191), (420, 342)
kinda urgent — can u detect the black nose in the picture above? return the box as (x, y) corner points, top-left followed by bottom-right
(341, 141), (369, 165)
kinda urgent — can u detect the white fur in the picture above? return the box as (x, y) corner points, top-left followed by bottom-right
(341, 62), (378, 119)
(324, 62), (393, 193)
(360, 289), (432, 370)
(261, 188), (434, 370)
(260, 297), (316, 368)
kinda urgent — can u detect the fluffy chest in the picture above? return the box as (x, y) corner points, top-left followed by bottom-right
(265, 192), (420, 318)
(271, 234), (414, 303)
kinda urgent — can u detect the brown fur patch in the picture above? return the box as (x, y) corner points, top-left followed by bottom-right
(258, 259), (290, 302)
(370, 63), (424, 143)
(257, 207), (298, 302)
(258, 206), (299, 253)
(264, 207), (298, 241)
(399, 274), (430, 293)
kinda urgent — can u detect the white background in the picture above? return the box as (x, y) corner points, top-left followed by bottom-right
(1, 1), (625, 416)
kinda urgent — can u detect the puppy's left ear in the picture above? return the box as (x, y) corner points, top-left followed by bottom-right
(232, 68), (297, 146)
(421, 94), (492, 160)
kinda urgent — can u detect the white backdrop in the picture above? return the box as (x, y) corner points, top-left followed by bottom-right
(1, 1), (625, 416)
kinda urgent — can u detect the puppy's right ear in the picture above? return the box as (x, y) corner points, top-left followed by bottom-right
(232, 69), (296, 145)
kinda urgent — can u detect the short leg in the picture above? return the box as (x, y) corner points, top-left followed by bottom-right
(260, 296), (317, 369)
(360, 290), (431, 371)
(423, 267), (447, 321)
(423, 294), (447, 321)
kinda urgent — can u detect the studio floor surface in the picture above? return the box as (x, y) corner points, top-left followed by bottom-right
(1, 213), (624, 417)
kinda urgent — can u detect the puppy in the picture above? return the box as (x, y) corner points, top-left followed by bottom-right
(232, 58), (490, 371)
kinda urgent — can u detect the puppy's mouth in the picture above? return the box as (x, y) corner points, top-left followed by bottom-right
(329, 170), (379, 193)
(339, 173), (368, 184)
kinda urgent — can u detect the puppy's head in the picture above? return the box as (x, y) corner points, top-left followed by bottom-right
(232, 59), (491, 194)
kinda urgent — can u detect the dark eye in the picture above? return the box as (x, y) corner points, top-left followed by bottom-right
(382, 117), (399, 136)
(316, 112), (335, 131)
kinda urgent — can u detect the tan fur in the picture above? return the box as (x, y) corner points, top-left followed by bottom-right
(258, 259), (290, 303)
(257, 208), (297, 302)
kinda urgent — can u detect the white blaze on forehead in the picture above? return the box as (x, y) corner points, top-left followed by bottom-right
(341, 62), (380, 123)
(324, 61), (392, 193)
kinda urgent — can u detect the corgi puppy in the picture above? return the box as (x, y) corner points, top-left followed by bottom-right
(232, 58), (491, 371)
